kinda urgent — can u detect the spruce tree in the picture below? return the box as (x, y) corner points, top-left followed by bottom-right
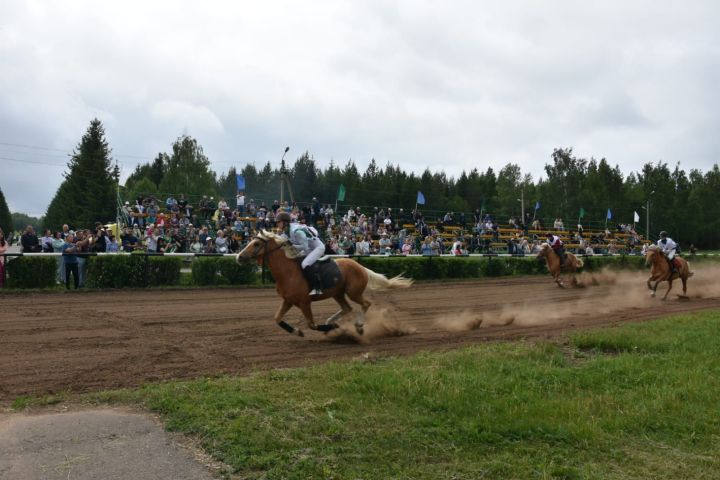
(45, 119), (116, 230)
(158, 135), (217, 199)
(0, 186), (12, 235)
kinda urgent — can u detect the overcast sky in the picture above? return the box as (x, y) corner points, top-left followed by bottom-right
(1, 1), (718, 216)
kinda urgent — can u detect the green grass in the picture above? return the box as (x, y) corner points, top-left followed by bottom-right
(26, 311), (720, 479)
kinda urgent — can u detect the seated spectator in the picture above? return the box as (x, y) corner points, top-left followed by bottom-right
(402, 237), (413, 255)
(451, 238), (463, 256)
(190, 235), (203, 254)
(378, 232), (392, 254)
(421, 236), (435, 255)
(204, 237), (215, 254)
(585, 245), (595, 255)
(355, 235), (370, 255)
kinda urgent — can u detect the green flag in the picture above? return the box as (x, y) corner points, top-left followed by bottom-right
(579, 207), (586, 219)
(337, 184), (346, 202)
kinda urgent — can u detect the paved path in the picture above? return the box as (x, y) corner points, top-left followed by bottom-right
(0, 409), (217, 480)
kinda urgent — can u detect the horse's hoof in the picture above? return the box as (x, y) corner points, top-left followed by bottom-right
(650, 292), (656, 298)
(297, 329), (305, 337)
(355, 324), (364, 335)
(316, 324), (337, 333)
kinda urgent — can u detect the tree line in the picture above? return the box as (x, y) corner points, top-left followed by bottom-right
(2, 119), (717, 248)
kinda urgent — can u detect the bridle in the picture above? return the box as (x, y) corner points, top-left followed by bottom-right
(245, 236), (288, 262)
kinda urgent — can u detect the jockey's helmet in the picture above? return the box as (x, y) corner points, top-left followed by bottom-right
(659, 230), (668, 238)
(276, 212), (291, 224)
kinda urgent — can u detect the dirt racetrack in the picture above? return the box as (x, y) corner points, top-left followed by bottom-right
(2, 267), (720, 402)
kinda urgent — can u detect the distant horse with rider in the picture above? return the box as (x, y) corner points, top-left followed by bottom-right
(537, 233), (584, 287)
(237, 230), (413, 337)
(645, 245), (692, 300)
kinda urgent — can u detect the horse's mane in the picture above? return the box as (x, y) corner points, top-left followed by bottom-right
(256, 230), (302, 259)
(647, 244), (661, 252)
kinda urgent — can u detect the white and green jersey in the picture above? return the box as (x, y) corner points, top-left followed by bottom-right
(289, 223), (318, 254)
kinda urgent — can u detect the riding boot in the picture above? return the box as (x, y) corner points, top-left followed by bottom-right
(303, 265), (322, 296)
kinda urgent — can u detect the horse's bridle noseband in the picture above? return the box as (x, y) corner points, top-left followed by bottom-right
(247, 236), (287, 262)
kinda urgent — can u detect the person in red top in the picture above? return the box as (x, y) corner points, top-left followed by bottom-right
(546, 232), (566, 265)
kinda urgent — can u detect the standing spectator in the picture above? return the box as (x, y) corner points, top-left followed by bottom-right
(75, 230), (92, 287)
(106, 233), (119, 252)
(62, 234), (80, 289)
(0, 228), (6, 288)
(51, 231), (65, 283)
(178, 194), (189, 217)
(215, 230), (229, 254)
(378, 232), (392, 254)
(145, 226), (158, 253)
(236, 191), (245, 215)
(121, 227), (139, 252)
(41, 229), (54, 253)
(21, 226), (41, 253)
(166, 194), (178, 211)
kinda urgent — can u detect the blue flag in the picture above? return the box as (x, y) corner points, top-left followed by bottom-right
(606, 208), (612, 220)
(416, 191), (426, 205)
(535, 201), (540, 211)
(236, 174), (245, 191)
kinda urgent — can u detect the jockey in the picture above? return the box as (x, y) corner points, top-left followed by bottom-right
(276, 211), (326, 295)
(657, 231), (678, 273)
(546, 232), (566, 264)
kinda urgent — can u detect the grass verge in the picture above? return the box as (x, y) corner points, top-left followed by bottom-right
(22, 310), (720, 479)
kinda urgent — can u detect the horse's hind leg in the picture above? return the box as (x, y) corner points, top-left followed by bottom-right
(346, 290), (372, 335)
(326, 294), (353, 326)
(682, 276), (688, 296)
(275, 300), (303, 337)
(662, 279), (673, 301)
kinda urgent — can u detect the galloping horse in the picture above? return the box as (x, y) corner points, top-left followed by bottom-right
(645, 245), (693, 300)
(537, 243), (584, 288)
(237, 230), (413, 337)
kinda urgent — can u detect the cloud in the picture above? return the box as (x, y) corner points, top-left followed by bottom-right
(0, 0), (719, 215)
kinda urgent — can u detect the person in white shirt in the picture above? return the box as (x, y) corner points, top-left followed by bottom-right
(236, 192), (245, 215)
(657, 231), (678, 273)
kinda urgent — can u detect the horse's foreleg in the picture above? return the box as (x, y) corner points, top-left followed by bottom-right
(347, 290), (372, 336)
(298, 301), (320, 331)
(275, 300), (303, 337)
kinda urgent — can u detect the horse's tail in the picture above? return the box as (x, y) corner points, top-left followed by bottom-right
(576, 257), (584, 268)
(364, 268), (413, 290)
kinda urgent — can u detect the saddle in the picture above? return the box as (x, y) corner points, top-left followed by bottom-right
(299, 257), (343, 291)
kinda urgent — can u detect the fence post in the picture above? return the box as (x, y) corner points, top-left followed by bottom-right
(143, 254), (149, 287)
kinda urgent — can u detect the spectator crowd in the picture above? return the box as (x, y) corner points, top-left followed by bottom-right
(4, 192), (650, 289)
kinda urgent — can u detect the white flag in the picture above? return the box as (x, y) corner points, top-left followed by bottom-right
(633, 211), (640, 223)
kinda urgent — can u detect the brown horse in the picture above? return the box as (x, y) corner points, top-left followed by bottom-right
(237, 230), (413, 337)
(537, 243), (584, 288)
(645, 245), (693, 300)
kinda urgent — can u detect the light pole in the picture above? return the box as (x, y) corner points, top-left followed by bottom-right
(642, 190), (655, 240)
(516, 188), (525, 224)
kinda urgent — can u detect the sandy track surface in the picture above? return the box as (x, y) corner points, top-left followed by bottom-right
(2, 268), (719, 402)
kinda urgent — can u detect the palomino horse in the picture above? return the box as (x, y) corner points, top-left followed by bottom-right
(237, 230), (413, 337)
(645, 245), (693, 300)
(537, 243), (584, 288)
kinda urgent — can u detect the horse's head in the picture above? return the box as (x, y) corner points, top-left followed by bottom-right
(536, 243), (550, 258)
(236, 230), (296, 265)
(645, 244), (661, 266)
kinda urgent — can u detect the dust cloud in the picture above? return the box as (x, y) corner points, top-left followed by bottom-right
(329, 307), (417, 344)
(434, 265), (720, 332)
